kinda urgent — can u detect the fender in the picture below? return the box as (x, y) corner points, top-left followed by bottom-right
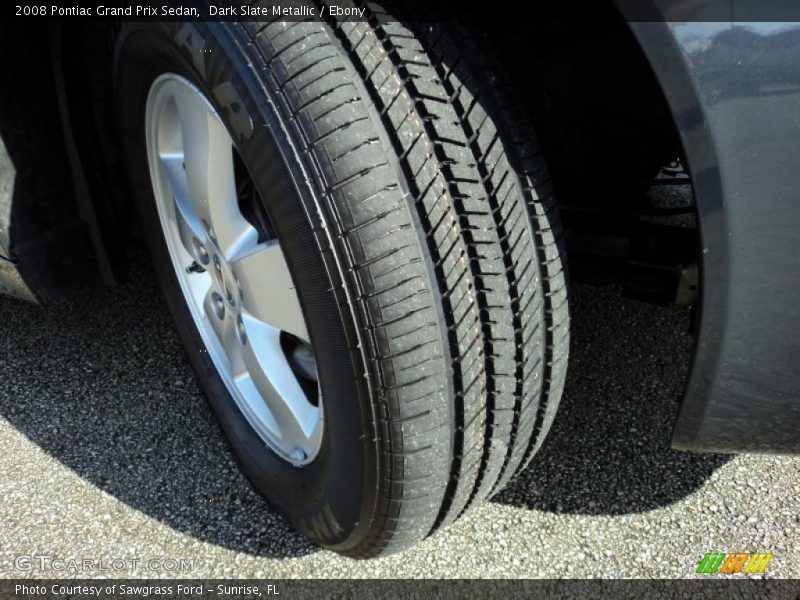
(621, 9), (800, 452)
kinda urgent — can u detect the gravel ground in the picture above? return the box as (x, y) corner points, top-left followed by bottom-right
(0, 259), (798, 579)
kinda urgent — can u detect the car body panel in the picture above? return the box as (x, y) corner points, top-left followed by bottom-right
(626, 14), (800, 452)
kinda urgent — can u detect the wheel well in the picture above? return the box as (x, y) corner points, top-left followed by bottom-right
(486, 7), (700, 309)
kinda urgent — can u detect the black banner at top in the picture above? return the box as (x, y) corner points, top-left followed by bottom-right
(5, 0), (800, 23)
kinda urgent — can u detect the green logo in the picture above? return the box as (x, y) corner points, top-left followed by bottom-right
(696, 552), (773, 574)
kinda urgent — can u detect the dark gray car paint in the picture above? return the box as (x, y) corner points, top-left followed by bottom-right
(627, 17), (800, 452)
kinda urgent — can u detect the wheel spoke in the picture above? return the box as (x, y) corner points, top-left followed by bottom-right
(185, 268), (212, 310)
(159, 152), (206, 258)
(231, 239), (309, 343)
(235, 318), (319, 452)
(172, 85), (251, 258)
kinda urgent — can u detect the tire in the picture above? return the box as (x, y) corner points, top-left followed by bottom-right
(114, 6), (568, 558)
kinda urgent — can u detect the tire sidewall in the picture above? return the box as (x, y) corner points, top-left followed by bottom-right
(113, 22), (375, 549)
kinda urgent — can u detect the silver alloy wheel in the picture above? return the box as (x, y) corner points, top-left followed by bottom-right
(145, 73), (322, 466)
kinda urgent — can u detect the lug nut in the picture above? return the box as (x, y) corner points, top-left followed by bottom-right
(236, 314), (247, 345)
(213, 254), (223, 281)
(211, 292), (225, 320)
(203, 219), (217, 245)
(235, 276), (243, 302)
(193, 238), (210, 264)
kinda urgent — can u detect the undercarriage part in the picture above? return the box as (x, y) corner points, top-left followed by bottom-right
(563, 160), (699, 308)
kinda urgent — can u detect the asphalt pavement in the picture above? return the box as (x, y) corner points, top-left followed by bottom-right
(1, 257), (798, 578)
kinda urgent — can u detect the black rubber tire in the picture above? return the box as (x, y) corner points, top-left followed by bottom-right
(114, 6), (568, 559)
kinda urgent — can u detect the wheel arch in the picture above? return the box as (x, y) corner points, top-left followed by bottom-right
(621, 14), (800, 452)
(620, 19), (731, 451)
